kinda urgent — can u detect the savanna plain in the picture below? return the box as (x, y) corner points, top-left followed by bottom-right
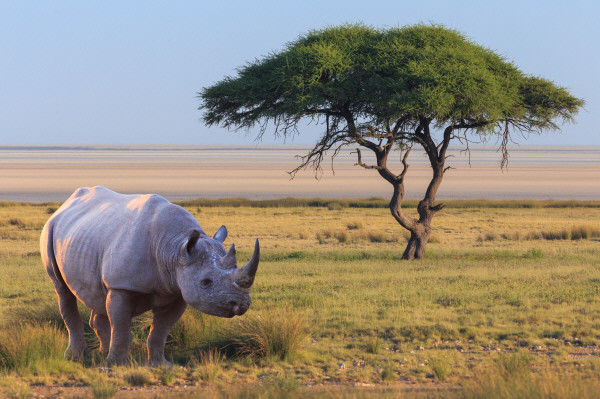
(1, 198), (600, 398)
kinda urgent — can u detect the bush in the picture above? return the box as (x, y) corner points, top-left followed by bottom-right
(231, 307), (309, 361)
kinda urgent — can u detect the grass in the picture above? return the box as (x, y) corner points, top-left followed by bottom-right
(231, 307), (309, 361)
(90, 377), (119, 399)
(0, 201), (599, 397)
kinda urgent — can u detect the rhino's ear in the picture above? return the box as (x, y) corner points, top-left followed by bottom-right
(213, 225), (227, 243)
(186, 230), (201, 255)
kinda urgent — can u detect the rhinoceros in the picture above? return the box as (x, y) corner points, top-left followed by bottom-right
(40, 186), (259, 365)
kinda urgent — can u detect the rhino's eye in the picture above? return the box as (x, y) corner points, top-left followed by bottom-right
(200, 278), (213, 288)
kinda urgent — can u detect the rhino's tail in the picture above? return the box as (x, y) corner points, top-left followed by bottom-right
(40, 219), (68, 288)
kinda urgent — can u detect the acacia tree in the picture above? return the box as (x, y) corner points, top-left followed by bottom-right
(199, 24), (583, 260)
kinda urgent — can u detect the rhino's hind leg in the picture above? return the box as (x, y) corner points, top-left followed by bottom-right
(89, 310), (111, 354)
(147, 298), (187, 367)
(105, 289), (135, 365)
(52, 282), (89, 360)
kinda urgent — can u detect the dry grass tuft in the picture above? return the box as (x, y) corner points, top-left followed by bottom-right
(191, 348), (224, 383)
(231, 308), (309, 361)
(0, 322), (68, 372)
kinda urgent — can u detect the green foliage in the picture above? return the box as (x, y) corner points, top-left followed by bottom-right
(201, 23), (583, 143)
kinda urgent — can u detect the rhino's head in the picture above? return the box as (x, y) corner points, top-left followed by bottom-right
(175, 226), (259, 318)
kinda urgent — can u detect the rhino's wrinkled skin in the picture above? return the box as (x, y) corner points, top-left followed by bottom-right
(40, 186), (259, 365)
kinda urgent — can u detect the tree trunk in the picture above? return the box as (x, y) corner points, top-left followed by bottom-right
(402, 223), (431, 260)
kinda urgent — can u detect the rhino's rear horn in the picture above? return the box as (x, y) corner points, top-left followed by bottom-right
(219, 243), (237, 270)
(234, 239), (260, 289)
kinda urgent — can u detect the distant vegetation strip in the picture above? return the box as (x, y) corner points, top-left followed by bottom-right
(176, 198), (600, 209)
(2, 198), (600, 209)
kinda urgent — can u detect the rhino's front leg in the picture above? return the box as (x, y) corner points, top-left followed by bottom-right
(147, 298), (187, 366)
(105, 289), (135, 365)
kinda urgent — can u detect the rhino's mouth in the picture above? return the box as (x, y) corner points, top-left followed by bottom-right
(191, 299), (249, 318)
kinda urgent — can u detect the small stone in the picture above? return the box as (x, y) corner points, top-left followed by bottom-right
(418, 346), (425, 351)
(409, 350), (415, 354)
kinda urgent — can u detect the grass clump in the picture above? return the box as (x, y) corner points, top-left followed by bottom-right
(380, 362), (395, 382)
(496, 351), (532, 376)
(346, 220), (363, 230)
(367, 231), (385, 243)
(1, 375), (31, 399)
(122, 367), (153, 386)
(366, 337), (381, 354)
(231, 308), (308, 361)
(0, 322), (68, 372)
(429, 354), (451, 381)
(192, 348), (223, 383)
(90, 377), (119, 399)
(522, 248), (544, 259)
(334, 230), (349, 243)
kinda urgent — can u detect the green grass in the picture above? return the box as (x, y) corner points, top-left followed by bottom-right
(0, 202), (599, 397)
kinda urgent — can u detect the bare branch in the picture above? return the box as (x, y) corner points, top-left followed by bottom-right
(398, 147), (411, 180)
(353, 148), (382, 170)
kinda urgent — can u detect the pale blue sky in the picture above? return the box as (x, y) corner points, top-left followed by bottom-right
(1, 1), (597, 145)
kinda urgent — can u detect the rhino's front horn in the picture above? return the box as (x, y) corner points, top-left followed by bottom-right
(219, 244), (237, 270)
(234, 239), (260, 289)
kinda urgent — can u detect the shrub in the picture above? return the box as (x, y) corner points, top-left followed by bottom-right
(231, 307), (309, 361)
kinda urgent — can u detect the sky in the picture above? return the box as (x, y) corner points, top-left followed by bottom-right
(1, 1), (598, 146)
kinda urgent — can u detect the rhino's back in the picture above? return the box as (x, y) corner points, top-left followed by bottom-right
(44, 186), (184, 311)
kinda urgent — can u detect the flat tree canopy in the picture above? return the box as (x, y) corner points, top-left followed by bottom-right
(199, 24), (584, 259)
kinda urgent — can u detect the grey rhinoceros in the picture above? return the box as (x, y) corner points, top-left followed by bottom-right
(40, 186), (259, 365)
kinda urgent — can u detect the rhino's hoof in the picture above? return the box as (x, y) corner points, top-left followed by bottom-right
(149, 358), (172, 368)
(105, 354), (127, 366)
(64, 345), (89, 361)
